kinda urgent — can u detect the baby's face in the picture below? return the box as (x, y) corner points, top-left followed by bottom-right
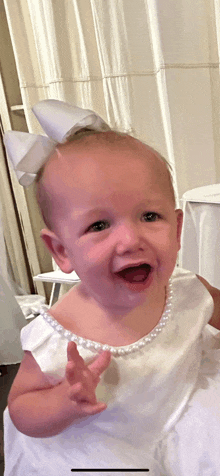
(43, 135), (183, 312)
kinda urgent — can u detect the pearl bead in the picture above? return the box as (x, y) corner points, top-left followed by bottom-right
(78, 338), (85, 345)
(132, 345), (139, 351)
(150, 333), (157, 338)
(71, 335), (78, 342)
(64, 330), (71, 338)
(139, 341), (145, 347)
(94, 343), (101, 350)
(110, 347), (117, 354)
(86, 341), (92, 348)
(144, 337), (151, 342)
(118, 348), (125, 355)
(102, 345), (110, 351)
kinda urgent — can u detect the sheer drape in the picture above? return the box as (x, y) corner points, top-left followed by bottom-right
(2, 0), (220, 282)
(0, 104), (31, 294)
(0, 70), (47, 297)
(4, 0), (220, 195)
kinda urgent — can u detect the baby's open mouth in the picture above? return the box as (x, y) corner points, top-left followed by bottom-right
(116, 264), (152, 283)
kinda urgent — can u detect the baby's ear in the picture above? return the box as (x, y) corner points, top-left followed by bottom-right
(175, 209), (183, 249)
(40, 228), (74, 274)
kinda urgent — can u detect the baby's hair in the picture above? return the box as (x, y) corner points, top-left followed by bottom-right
(35, 128), (176, 230)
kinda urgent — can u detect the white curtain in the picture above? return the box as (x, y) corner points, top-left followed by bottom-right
(0, 115), (31, 294)
(3, 0), (220, 202)
(0, 71), (46, 297)
(0, 201), (9, 287)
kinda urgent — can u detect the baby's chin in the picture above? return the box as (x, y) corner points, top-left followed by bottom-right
(76, 268), (169, 315)
(90, 285), (150, 316)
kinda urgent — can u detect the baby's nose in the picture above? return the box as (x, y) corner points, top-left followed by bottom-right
(115, 223), (144, 254)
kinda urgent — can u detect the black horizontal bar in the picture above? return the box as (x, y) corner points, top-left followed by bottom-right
(71, 470), (149, 473)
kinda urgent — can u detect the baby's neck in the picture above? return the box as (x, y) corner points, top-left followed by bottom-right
(51, 284), (167, 347)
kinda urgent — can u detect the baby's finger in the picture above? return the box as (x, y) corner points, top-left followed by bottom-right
(65, 360), (77, 384)
(68, 382), (84, 399)
(67, 342), (85, 369)
(67, 342), (81, 361)
(76, 401), (107, 417)
(66, 361), (89, 384)
(68, 382), (97, 404)
(88, 350), (111, 379)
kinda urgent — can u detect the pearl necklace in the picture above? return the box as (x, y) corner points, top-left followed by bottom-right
(40, 279), (173, 357)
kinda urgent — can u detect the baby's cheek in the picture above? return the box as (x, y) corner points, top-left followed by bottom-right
(155, 231), (177, 250)
(84, 244), (110, 265)
(62, 224), (72, 241)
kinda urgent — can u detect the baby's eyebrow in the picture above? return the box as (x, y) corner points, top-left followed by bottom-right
(70, 208), (105, 221)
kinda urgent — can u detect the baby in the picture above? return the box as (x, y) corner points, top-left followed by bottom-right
(3, 101), (220, 475)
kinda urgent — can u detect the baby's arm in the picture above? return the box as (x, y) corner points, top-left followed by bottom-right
(197, 274), (220, 330)
(8, 342), (111, 438)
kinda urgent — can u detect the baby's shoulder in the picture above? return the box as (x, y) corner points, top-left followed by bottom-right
(21, 286), (82, 350)
(21, 314), (54, 351)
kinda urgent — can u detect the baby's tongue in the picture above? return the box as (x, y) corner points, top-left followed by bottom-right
(118, 264), (151, 283)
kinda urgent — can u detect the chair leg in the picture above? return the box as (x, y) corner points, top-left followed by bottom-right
(49, 283), (61, 307)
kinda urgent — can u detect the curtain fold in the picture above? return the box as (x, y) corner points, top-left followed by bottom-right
(3, 0), (220, 207)
(0, 120), (46, 296)
(0, 68), (48, 297)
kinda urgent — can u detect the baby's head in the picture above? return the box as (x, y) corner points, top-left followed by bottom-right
(36, 131), (183, 310)
(36, 130), (176, 232)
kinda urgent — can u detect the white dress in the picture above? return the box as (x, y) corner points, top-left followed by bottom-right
(4, 268), (220, 475)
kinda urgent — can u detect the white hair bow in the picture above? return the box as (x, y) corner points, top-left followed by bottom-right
(3, 100), (110, 186)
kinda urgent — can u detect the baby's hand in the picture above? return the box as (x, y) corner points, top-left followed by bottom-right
(65, 342), (111, 415)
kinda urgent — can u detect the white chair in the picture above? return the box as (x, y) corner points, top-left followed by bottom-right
(33, 264), (80, 307)
(179, 183), (220, 288)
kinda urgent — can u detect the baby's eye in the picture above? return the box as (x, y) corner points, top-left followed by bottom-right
(88, 220), (110, 232)
(143, 212), (160, 222)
